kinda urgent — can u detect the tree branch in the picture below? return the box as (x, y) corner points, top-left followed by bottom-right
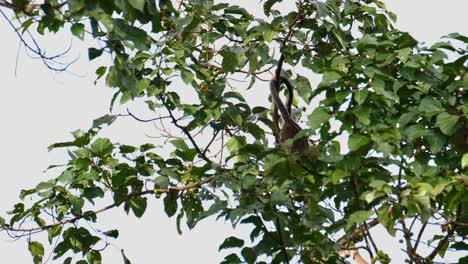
(336, 219), (379, 246)
(400, 220), (420, 263)
(126, 108), (171, 123)
(203, 129), (220, 156)
(413, 221), (428, 252)
(162, 97), (212, 164)
(274, 213), (290, 264)
(2, 177), (213, 233)
(427, 224), (456, 260)
(0, 9), (77, 72)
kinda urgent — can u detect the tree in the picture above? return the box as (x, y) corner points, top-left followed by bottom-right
(0, 0), (467, 263)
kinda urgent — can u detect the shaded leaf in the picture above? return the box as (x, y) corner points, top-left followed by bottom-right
(436, 112), (459, 135)
(219, 236), (244, 251)
(348, 134), (370, 151)
(309, 107), (331, 130)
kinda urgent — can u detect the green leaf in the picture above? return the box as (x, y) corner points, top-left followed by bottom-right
(87, 250), (102, 264)
(295, 75), (312, 102)
(48, 225), (63, 243)
(88, 48), (104, 61)
(114, 20), (151, 50)
(140, 143), (155, 152)
(120, 145), (137, 153)
(128, 0), (145, 11)
(263, 0), (281, 16)
(227, 136), (247, 162)
(181, 69), (195, 84)
(321, 71), (342, 86)
(372, 79), (399, 102)
(315, 1), (328, 17)
(241, 247), (256, 264)
(71, 23), (85, 40)
(219, 236), (244, 251)
(90, 138), (113, 157)
(163, 192), (178, 217)
(348, 134), (370, 151)
(154, 176), (170, 189)
(353, 106), (371, 125)
(436, 112), (459, 135)
(462, 153), (468, 169)
(220, 50), (238, 73)
(103, 229), (119, 238)
(418, 97), (443, 116)
(28, 241), (44, 264)
(361, 190), (386, 204)
(353, 89), (368, 105)
(242, 175), (257, 189)
(68, 0), (85, 12)
(309, 107), (331, 130)
(446, 32), (468, 43)
(396, 47), (411, 63)
(399, 111), (418, 127)
(171, 139), (189, 151)
(424, 131), (446, 154)
(92, 115), (117, 128)
(121, 250), (132, 264)
(377, 205), (395, 236)
(404, 124), (428, 141)
(129, 197), (147, 218)
(331, 169), (348, 184)
(346, 210), (373, 230)
(95, 66), (107, 80)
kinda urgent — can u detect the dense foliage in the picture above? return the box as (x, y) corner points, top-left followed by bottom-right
(1, 0), (467, 263)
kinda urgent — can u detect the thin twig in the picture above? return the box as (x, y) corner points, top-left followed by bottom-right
(0, 9), (77, 71)
(126, 108), (171, 123)
(413, 221), (427, 252)
(162, 97), (212, 164)
(275, 216), (290, 264)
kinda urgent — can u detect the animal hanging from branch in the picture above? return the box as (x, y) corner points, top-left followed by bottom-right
(270, 75), (309, 153)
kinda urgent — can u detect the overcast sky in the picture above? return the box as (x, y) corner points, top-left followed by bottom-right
(0, 1), (467, 263)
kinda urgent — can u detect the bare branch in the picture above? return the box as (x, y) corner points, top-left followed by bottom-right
(126, 108), (171, 123)
(427, 222), (456, 260)
(413, 221), (428, 252)
(203, 129), (220, 156)
(162, 97), (212, 164)
(0, 9), (78, 72)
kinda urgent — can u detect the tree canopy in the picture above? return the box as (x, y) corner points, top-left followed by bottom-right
(0, 0), (467, 263)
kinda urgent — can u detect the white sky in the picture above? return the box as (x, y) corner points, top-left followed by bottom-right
(0, 1), (467, 263)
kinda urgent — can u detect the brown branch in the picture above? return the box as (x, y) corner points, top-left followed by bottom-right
(336, 219), (379, 246)
(400, 220), (421, 264)
(126, 108), (171, 123)
(0, 9), (77, 72)
(0, 0), (16, 9)
(3, 177), (213, 233)
(426, 228), (455, 260)
(162, 97), (212, 164)
(413, 221), (427, 252)
(362, 225), (374, 260)
(188, 54), (274, 78)
(363, 222), (378, 253)
(203, 129), (220, 156)
(0, 0), (40, 11)
(427, 216), (457, 260)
